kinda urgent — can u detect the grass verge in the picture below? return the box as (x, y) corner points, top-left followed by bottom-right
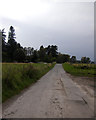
(62, 62), (96, 77)
(2, 63), (55, 102)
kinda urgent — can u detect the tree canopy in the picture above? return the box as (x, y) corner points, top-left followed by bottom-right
(1, 26), (91, 63)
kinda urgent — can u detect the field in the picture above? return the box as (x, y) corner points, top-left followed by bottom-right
(2, 63), (55, 102)
(62, 62), (96, 77)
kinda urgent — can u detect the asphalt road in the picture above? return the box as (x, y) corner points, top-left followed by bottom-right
(2, 64), (94, 118)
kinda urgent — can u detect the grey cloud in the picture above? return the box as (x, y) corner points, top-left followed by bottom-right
(0, 2), (94, 61)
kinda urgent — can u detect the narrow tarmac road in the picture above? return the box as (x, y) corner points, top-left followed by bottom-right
(3, 64), (94, 118)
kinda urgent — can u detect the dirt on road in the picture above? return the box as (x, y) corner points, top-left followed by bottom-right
(2, 64), (94, 118)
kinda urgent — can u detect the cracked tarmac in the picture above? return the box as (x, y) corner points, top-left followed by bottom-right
(2, 64), (94, 118)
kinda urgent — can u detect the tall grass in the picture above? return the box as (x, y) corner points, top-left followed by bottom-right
(62, 62), (96, 77)
(2, 63), (55, 102)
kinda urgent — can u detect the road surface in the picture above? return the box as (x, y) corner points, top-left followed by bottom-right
(3, 64), (94, 118)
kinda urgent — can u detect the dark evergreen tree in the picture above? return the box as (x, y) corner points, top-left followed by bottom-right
(13, 48), (25, 62)
(32, 50), (39, 62)
(8, 26), (17, 61)
(1, 29), (9, 62)
(39, 45), (46, 62)
(1, 29), (6, 52)
(46, 45), (51, 55)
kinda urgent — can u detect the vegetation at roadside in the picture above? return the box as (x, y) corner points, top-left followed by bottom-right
(1, 25), (95, 102)
(2, 63), (55, 102)
(62, 62), (96, 77)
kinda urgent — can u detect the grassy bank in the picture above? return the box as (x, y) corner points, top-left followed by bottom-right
(62, 62), (96, 77)
(2, 63), (55, 102)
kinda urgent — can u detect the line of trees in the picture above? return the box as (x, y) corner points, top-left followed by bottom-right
(1, 26), (91, 63)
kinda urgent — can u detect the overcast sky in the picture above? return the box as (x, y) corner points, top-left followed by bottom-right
(0, 0), (94, 60)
